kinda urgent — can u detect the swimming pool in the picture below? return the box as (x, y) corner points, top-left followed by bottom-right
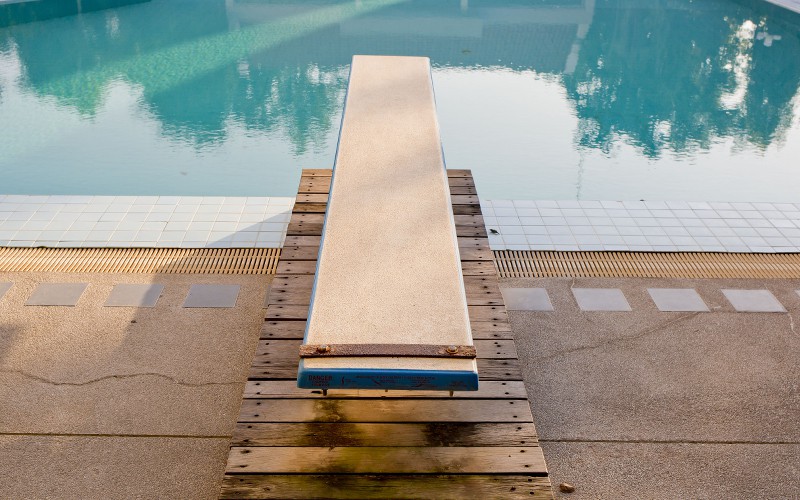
(1, 0), (799, 201)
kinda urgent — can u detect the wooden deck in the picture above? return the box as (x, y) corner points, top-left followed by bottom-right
(219, 169), (553, 499)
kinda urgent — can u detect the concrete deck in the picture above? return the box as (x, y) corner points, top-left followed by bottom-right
(506, 277), (800, 499)
(1, 270), (798, 497)
(0, 272), (270, 498)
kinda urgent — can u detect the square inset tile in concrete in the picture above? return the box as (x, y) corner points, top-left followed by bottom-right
(25, 283), (88, 306)
(105, 284), (165, 307)
(501, 288), (553, 311)
(722, 290), (786, 313)
(572, 288), (631, 311)
(647, 288), (709, 312)
(183, 284), (240, 308)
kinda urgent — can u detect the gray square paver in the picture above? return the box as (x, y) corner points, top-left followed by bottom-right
(0, 282), (12, 300)
(647, 288), (709, 312)
(26, 283), (87, 306)
(501, 288), (553, 311)
(183, 284), (240, 308)
(105, 284), (164, 307)
(722, 289), (786, 313)
(572, 288), (631, 311)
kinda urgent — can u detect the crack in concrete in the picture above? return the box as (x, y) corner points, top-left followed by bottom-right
(539, 438), (800, 445)
(531, 312), (700, 362)
(0, 431), (231, 439)
(0, 369), (241, 388)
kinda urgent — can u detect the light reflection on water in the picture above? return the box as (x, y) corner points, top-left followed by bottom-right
(0, 0), (799, 200)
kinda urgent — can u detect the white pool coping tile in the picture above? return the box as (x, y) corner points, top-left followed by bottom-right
(1, 196), (800, 251)
(483, 199), (800, 253)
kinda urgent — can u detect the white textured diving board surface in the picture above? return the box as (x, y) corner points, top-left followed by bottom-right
(299, 55), (476, 390)
(764, 0), (800, 14)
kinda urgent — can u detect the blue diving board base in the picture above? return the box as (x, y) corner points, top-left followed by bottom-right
(297, 364), (480, 391)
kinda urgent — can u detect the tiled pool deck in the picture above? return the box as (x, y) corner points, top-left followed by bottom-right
(2, 196), (800, 253)
(0, 195), (292, 249)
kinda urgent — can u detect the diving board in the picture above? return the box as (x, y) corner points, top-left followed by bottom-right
(297, 55), (478, 391)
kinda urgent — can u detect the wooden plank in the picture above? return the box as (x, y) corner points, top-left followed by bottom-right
(265, 305), (309, 321)
(453, 215), (485, 227)
(291, 202), (328, 213)
(464, 275), (502, 291)
(294, 193), (329, 203)
(448, 177), (475, 187)
(462, 260), (498, 276)
(282, 236), (321, 247)
(458, 237), (490, 249)
(468, 305), (509, 323)
(261, 320), (306, 339)
(465, 282), (502, 297)
(288, 213), (325, 224)
(471, 321), (512, 333)
(237, 399), (533, 423)
(448, 185), (478, 195)
(465, 278), (504, 306)
(243, 380), (528, 399)
(230, 422), (537, 447)
(450, 194), (479, 205)
(456, 227), (488, 238)
(220, 474), (551, 499)
(297, 176), (331, 194)
(477, 359), (522, 380)
(266, 291), (310, 306)
(452, 204), (482, 216)
(271, 275), (316, 289)
(472, 328), (514, 340)
(267, 284), (313, 306)
(459, 247), (494, 261)
(275, 260), (317, 275)
(227, 446), (545, 474)
(275, 246), (319, 260)
(253, 339), (516, 363)
(300, 169), (332, 177)
(286, 223), (324, 236)
(472, 332), (514, 340)
(446, 169), (473, 177)
(466, 294), (504, 306)
(477, 339), (518, 359)
(286, 213), (325, 236)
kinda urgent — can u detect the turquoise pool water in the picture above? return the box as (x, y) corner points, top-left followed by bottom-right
(1, 0), (799, 200)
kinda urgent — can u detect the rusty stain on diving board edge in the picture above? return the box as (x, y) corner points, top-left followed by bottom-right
(299, 344), (477, 359)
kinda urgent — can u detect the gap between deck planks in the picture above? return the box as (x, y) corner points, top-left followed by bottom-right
(220, 169), (552, 499)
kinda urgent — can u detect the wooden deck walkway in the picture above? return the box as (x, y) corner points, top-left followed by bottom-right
(219, 169), (553, 499)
